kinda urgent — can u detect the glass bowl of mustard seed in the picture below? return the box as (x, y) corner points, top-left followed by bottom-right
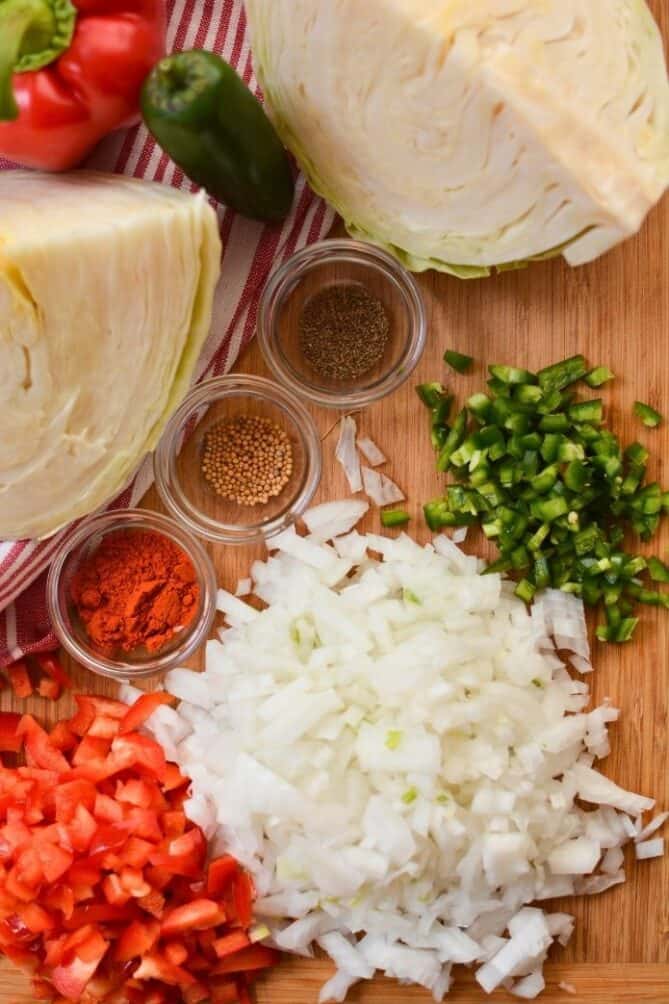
(153, 375), (322, 545)
(257, 239), (427, 409)
(47, 509), (217, 680)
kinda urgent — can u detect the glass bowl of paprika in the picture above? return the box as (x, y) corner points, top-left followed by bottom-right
(47, 509), (217, 681)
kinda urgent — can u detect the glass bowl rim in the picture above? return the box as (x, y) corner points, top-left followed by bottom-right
(257, 238), (427, 409)
(46, 508), (217, 680)
(153, 374), (322, 545)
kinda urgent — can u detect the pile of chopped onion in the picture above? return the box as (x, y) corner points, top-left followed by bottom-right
(134, 508), (665, 1002)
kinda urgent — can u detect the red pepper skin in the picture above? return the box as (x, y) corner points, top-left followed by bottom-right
(0, 0), (165, 170)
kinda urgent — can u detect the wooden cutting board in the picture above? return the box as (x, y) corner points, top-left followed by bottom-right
(3, 7), (669, 999)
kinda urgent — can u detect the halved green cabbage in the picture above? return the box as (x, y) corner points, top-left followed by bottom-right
(246, 0), (669, 275)
(0, 172), (221, 539)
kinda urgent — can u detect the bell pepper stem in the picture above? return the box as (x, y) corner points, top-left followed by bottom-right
(0, 0), (76, 121)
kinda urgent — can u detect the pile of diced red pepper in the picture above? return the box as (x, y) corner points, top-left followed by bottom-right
(5, 654), (72, 703)
(0, 693), (277, 1003)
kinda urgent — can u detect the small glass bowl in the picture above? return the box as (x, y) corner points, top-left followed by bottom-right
(47, 509), (217, 681)
(154, 375), (322, 545)
(257, 239), (427, 409)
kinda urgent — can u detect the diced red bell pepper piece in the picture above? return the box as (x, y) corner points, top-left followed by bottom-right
(7, 661), (33, 699)
(144, 865), (173, 891)
(120, 692), (175, 735)
(133, 952), (195, 986)
(116, 778), (164, 810)
(114, 917), (161, 962)
(122, 807), (162, 843)
(43, 884), (75, 920)
(110, 734), (167, 780)
(119, 866), (151, 898)
(213, 931), (251, 959)
(43, 935), (68, 968)
(89, 823), (130, 857)
(18, 716), (69, 772)
(38, 677), (61, 701)
(213, 945), (279, 976)
(34, 652), (72, 690)
(49, 722), (77, 752)
(55, 779), (97, 822)
(232, 871), (255, 929)
(161, 763), (189, 793)
(0, 712), (23, 753)
(102, 874), (131, 907)
(161, 899), (221, 937)
(34, 841), (74, 884)
(207, 855), (240, 898)
(14, 846), (44, 888)
(118, 836), (154, 870)
(150, 827), (206, 878)
(52, 935), (108, 997)
(94, 793), (123, 823)
(67, 856), (103, 886)
(87, 715), (121, 740)
(137, 888), (165, 918)
(67, 804), (98, 853)
(163, 941), (189, 966)
(19, 903), (55, 934)
(64, 903), (132, 931)
(161, 810), (187, 839)
(72, 735), (112, 765)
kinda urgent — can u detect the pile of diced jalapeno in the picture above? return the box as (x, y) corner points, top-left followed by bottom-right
(419, 354), (668, 643)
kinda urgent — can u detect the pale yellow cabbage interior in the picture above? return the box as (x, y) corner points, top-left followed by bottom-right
(247, 0), (669, 275)
(0, 172), (221, 540)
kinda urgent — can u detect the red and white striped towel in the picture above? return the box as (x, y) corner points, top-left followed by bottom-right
(0, 0), (335, 667)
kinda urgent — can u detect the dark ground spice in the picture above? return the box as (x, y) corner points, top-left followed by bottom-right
(299, 283), (390, 381)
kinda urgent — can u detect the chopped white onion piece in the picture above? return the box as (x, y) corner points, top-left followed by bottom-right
(635, 838), (664, 860)
(357, 436), (387, 467)
(558, 982), (577, 995)
(452, 527), (468, 544)
(303, 499), (369, 540)
(635, 812), (669, 843)
(235, 578), (252, 597)
(336, 416), (362, 493)
(361, 466), (405, 506)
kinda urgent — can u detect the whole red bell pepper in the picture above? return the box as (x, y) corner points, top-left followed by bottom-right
(0, 0), (165, 170)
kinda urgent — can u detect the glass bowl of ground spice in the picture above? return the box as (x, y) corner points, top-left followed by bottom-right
(257, 239), (427, 409)
(47, 509), (217, 680)
(154, 374), (322, 544)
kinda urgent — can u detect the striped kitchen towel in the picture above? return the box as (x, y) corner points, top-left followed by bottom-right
(0, 0), (335, 667)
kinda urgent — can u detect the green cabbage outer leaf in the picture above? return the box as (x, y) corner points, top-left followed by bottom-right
(246, 0), (669, 275)
(0, 172), (221, 539)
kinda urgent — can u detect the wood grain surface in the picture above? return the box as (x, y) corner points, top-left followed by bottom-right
(3, 5), (669, 1000)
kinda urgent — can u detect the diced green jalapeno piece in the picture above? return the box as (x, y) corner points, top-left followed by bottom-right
(381, 509), (410, 528)
(489, 364), (537, 386)
(539, 413), (570, 433)
(537, 355), (588, 391)
(531, 496), (569, 522)
(648, 557), (669, 583)
(444, 350), (473, 374)
(585, 367), (615, 388)
(515, 579), (536, 603)
(416, 382), (447, 408)
(568, 399), (603, 424)
(634, 401), (662, 428)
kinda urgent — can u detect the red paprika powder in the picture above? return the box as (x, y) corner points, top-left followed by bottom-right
(70, 530), (200, 654)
